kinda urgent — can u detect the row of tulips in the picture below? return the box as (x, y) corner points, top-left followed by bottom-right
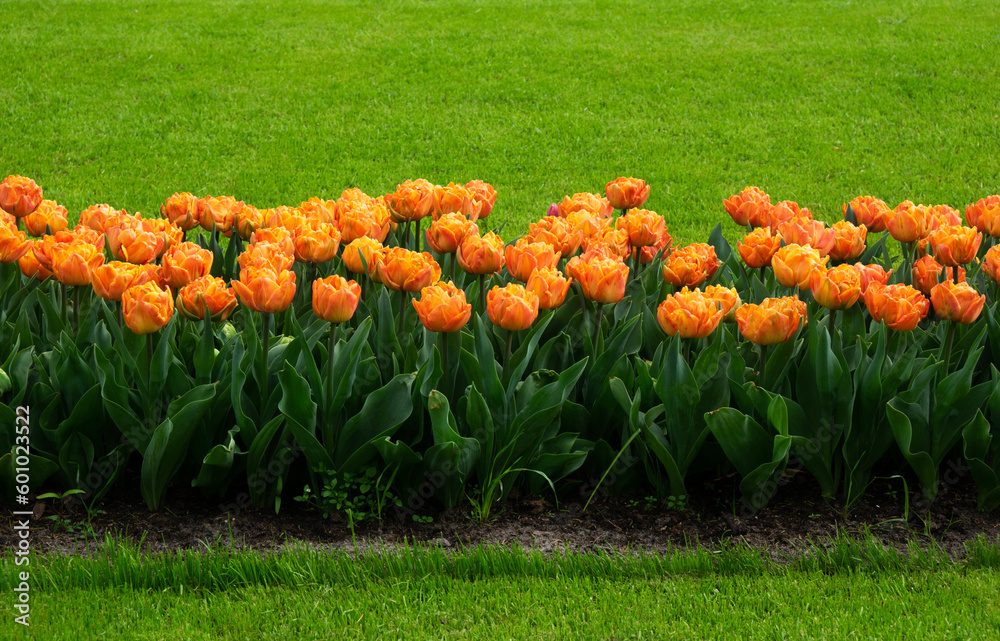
(1, 173), (999, 518)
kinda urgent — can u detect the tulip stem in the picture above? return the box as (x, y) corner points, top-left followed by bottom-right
(954, 267), (961, 285)
(403, 220), (411, 250)
(261, 312), (271, 419)
(415, 218), (422, 252)
(594, 304), (604, 354)
(146, 333), (156, 426)
(941, 320), (956, 375)
(759, 344), (769, 388)
(73, 286), (80, 330)
(503, 329), (514, 386)
(307, 262), (318, 308)
(62, 282), (68, 326)
(397, 290), (407, 337)
(478, 274), (486, 317)
(327, 322), (337, 434)
(828, 308), (837, 340)
(439, 331), (450, 399)
(450, 252), (457, 283)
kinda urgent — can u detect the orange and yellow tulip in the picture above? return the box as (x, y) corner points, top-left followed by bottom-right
(828, 221), (868, 261)
(0, 225), (30, 263)
(844, 196), (890, 233)
(426, 213), (476, 254)
(887, 203), (933, 243)
(465, 180), (497, 221)
(657, 288), (724, 339)
(931, 281), (985, 324)
(412, 281), (472, 332)
(811, 264), (862, 310)
(79, 204), (119, 232)
(388, 179), (435, 223)
(23, 200), (69, 237)
(912, 255), (964, 295)
(160, 242), (214, 290)
(93, 262), (159, 302)
(177, 276), (239, 322)
(927, 225), (982, 266)
(234, 204), (264, 241)
(198, 195), (242, 236)
(557, 192), (614, 219)
(526, 267), (572, 310)
(605, 177), (650, 211)
(724, 186), (771, 227)
(582, 226), (631, 260)
(313, 275), (362, 323)
(457, 232), (505, 275)
(505, 238), (560, 282)
(703, 284), (741, 321)
(433, 182), (474, 219)
(965, 195), (1000, 237)
(50, 241), (105, 286)
(983, 245), (1000, 284)
(776, 218), (835, 256)
(853, 263), (893, 295)
(342, 237), (383, 276)
(771, 244), (829, 289)
(737, 227), (781, 269)
(106, 216), (165, 264)
(293, 221), (341, 264)
(375, 247), (442, 292)
(567, 254), (629, 304)
(526, 216), (583, 258)
(238, 241), (296, 272)
(639, 228), (674, 264)
(0, 175), (43, 217)
(250, 227), (295, 257)
(231, 266), (297, 313)
(864, 282), (929, 331)
(123, 282), (174, 334)
(298, 198), (337, 225)
(662, 243), (720, 288)
(735, 296), (806, 345)
(338, 201), (391, 243)
(615, 209), (665, 248)
(487, 283), (539, 331)
(266, 206), (307, 233)
(161, 192), (201, 231)
(19, 245), (52, 281)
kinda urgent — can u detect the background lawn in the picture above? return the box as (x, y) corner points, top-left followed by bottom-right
(3, 0), (1000, 243)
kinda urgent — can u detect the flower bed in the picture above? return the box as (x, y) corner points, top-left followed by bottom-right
(1, 174), (999, 520)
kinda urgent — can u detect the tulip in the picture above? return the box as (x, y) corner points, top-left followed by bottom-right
(487, 283), (539, 332)
(235, 205), (264, 241)
(724, 186), (771, 227)
(737, 227), (781, 269)
(388, 179), (436, 223)
(844, 196), (890, 233)
(965, 195), (1000, 237)
(776, 218), (835, 256)
(567, 253), (629, 304)
(0, 175), (43, 218)
(433, 182), (474, 219)
(106, 217), (165, 264)
(160, 242), (214, 290)
(853, 262), (893, 295)
(312, 275), (362, 323)
(811, 264), (862, 341)
(757, 200), (803, 229)
(79, 204), (119, 232)
(238, 241), (296, 273)
(412, 281), (472, 333)
(161, 192), (201, 231)
(338, 201), (391, 244)
(177, 276), (239, 322)
(51, 241), (105, 286)
(250, 227), (295, 257)
(526, 267), (572, 310)
(342, 237), (383, 276)
(736, 296), (806, 386)
(336, 187), (373, 210)
(23, 200), (69, 237)
(929, 205), (962, 230)
(771, 244), (829, 290)
(566, 210), (610, 239)
(0, 225), (30, 263)
(864, 282), (929, 332)
(266, 206), (307, 233)
(662, 243), (720, 289)
(231, 266), (297, 314)
(426, 213), (476, 256)
(465, 180), (497, 221)
(983, 246), (1000, 284)
(639, 228), (674, 264)
(931, 281), (984, 324)
(605, 177), (650, 212)
(298, 198), (337, 225)
(614, 209), (664, 248)
(198, 196), (242, 236)
(93, 261), (154, 302)
(527, 216), (584, 258)
(887, 203), (933, 243)
(703, 285), (741, 322)
(828, 221), (868, 262)
(912, 255), (964, 295)
(581, 226), (631, 260)
(926, 225), (982, 267)
(293, 220), (341, 264)
(142, 218), (183, 257)
(375, 247), (442, 293)
(457, 232), (505, 275)
(19, 247), (52, 281)
(505, 238), (560, 282)
(123, 282), (174, 335)
(557, 193), (614, 219)
(657, 288), (724, 339)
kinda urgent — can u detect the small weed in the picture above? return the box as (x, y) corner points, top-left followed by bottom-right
(295, 465), (402, 528)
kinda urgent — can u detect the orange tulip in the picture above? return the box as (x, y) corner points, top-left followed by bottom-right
(231, 266), (297, 314)
(79, 204), (119, 232)
(983, 246), (1000, 284)
(375, 247), (442, 292)
(426, 213), (476, 254)
(161, 192), (201, 231)
(605, 177), (650, 211)
(293, 221), (341, 263)
(106, 216), (165, 264)
(235, 204), (264, 241)
(557, 193), (614, 219)
(965, 195), (1000, 237)
(336, 187), (373, 212)
(250, 227), (295, 257)
(266, 206), (307, 233)
(177, 276), (239, 322)
(19, 246), (52, 281)
(811, 264), (862, 310)
(657, 288), (724, 339)
(342, 237), (383, 276)
(526, 267), (572, 310)
(0, 175), (43, 217)
(736, 296), (806, 345)
(615, 209), (665, 248)
(776, 218), (835, 256)
(0, 225), (30, 263)
(852, 263), (893, 296)
(886, 203), (933, 243)
(23, 200), (69, 237)
(412, 281), (472, 332)
(50, 241), (105, 286)
(567, 254), (629, 304)
(238, 241), (296, 272)
(298, 198), (337, 225)
(457, 232), (505, 275)
(864, 282), (929, 331)
(123, 282), (174, 334)
(724, 186), (771, 227)
(160, 242), (213, 289)
(487, 283), (539, 331)
(505, 238), (560, 282)
(527, 216), (584, 258)
(338, 201), (391, 243)
(93, 262), (154, 302)
(465, 180), (497, 221)
(433, 182), (474, 219)
(771, 244), (829, 289)
(198, 196), (242, 236)
(737, 227), (782, 269)
(142, 217), (183, 256)
(703, 285), (741, 321)
(639, 228), (674, 264)
(828, 221), (868, 261)
(662, 243), (720, 288)
(388, 179), (436, 223)
(912, 255), (964, 295)
(926, 225), (982, 266)
(844, 196), (890, 233)
(312, 275), (362, 323)
(757, 200), (804, 229)
(931, 281), (985, 324)
(582, 226), (631, 259)
(929, 205), (962, 230)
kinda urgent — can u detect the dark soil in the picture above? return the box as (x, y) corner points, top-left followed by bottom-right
(4, 468), (998, 560)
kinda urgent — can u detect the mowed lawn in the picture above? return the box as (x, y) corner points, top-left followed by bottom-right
(3, 0), (1000, 243)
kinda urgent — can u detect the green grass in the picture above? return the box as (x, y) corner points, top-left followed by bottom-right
(3, 0), (1000, 243)
(4, 535), (1000, 639)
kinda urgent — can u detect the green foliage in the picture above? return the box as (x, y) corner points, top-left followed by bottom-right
(295, 465), (402, 527)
